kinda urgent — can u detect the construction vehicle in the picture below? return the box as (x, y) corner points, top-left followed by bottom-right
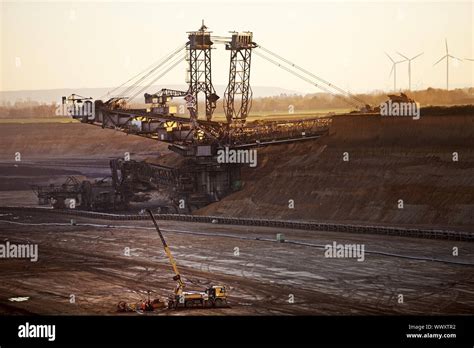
(386, 92), (416, 104)
(32, 176), (128, 211)
(372, 93), (418, 114)
(147, 209), (229, 309)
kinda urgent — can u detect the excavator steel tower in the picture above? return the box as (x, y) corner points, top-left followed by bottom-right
(187, 21), (219, 121)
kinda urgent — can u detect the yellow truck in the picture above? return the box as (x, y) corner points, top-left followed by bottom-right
(147, 209), (229, 309)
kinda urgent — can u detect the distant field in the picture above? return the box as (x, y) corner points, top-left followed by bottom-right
(0, 117), (78, 124)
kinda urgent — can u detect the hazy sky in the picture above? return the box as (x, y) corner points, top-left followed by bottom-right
(1, 0), (473, 94)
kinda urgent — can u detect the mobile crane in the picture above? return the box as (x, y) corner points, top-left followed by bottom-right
(146, 209), (228, 309)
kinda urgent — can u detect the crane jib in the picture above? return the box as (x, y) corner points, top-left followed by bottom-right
(147, 209), (184, 291)
(147, 209), (168, 248)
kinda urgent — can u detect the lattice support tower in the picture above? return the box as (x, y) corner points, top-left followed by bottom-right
(186, 21), (219, 121)
(224, 32), (257, 127)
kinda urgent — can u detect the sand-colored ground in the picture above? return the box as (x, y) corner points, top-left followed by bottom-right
(0, 123), (169, 160)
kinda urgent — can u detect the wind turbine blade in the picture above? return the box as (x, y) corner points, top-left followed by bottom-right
(411, 52), (424, 60)
(434, 55), (447, 66)
(448, 55), (463, 62)
(465, 58), (474, 61)
(397, 52), (409, 60)
(389, 65), (394, 77)
(445, 38), (448, 55)
(385, 52), (395, 63)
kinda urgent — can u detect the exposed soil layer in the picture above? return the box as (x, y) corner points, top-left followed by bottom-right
(197, 115), (474, 229)
(0, 114), (473, 229)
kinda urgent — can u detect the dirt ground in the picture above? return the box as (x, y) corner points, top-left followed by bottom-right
(0, 122), (169, 161)
(0, 210), (473, 315)
(0, 114), (472, 316)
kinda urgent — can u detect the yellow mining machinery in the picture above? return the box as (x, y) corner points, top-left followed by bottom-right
(146, 209), (228, 309)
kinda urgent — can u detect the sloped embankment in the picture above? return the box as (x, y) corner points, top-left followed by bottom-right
(0, 123), (168, 160)
(196, 113), (474, 229)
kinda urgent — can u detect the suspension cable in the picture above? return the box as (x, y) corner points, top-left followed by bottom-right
(128, 54), (186, 102)
(256, 45), (368, 107)
(120, 47), (186, 100)
(254, 50), (360, 109)
(102, 44), (186, 100)
(113, 45), (186, 100)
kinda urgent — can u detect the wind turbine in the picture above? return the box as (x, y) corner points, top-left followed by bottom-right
(434, 39), (462, 90)
(386, 53), (405, 91)
(397, 51), (423, 91)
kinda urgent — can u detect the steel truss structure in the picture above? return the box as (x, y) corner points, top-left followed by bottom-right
(187, 22), (219, 121)
(224, 32), (257, 127)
